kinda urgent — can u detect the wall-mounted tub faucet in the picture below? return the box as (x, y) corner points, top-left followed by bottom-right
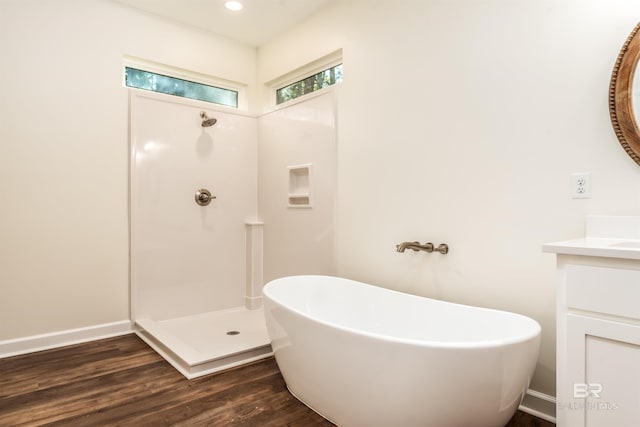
(396, 241), (434, 253)
(396, 241), (448, 254)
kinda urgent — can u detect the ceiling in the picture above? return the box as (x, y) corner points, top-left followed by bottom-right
(113, 0), (334, 47)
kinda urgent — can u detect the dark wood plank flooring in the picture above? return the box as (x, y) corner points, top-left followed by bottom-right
(0, 335), (554, 426)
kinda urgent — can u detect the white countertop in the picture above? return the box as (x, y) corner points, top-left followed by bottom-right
(543, 238), (640, 260)
(544, 216), (640, 260)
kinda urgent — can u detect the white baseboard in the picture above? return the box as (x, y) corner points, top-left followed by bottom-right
(0, 320), (133, 359)
(519, 388), (556, 424)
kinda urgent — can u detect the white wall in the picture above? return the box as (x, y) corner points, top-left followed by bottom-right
(258, 0), (640, 398)
(0, 0), (256, 340)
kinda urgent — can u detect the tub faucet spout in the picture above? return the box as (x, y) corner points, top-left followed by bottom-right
(396, 241), (434, 253)
(397, 241), (418, 252)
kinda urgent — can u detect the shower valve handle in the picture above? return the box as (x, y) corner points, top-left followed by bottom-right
(195, 188), (216, 206)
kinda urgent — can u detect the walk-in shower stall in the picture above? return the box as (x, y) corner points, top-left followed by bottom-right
(129, 91), (271, 378)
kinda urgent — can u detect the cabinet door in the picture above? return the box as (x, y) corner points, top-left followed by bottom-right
(562, 314), (640, 427)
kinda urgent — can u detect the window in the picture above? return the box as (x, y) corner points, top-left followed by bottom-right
(124, 67), (238, 108)
(276, 63), (343, 105)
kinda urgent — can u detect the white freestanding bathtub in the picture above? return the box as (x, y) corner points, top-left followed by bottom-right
(263, 275), (541, 427)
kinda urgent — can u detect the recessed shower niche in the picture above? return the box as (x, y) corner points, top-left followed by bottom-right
(288, 164), (312, 207)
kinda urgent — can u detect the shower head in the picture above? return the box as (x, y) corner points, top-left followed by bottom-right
(200, 111), (217, 127)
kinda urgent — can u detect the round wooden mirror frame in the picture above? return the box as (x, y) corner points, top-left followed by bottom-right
(610, 22), (640, 166)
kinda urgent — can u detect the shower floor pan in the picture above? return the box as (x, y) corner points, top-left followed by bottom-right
(135, 307), (273, 379)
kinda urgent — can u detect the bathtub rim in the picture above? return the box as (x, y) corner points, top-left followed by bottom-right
(263, 275), (541, 350)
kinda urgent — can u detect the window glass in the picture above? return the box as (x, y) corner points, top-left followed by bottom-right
(276, 64), (343, 105)
(125, 67), (238, 108)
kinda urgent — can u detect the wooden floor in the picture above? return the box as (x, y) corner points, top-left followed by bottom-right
(0, 335), (554, 426)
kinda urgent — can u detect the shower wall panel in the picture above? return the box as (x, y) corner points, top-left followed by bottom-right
(130, 91), (257, 321)
(258, 90), (337, 283)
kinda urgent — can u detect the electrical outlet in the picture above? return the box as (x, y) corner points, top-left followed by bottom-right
(571, 172), (591, 199)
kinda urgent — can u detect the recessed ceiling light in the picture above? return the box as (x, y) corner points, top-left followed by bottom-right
(224, 1), (244, 12)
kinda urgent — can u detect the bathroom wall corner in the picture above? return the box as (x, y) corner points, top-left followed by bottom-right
(519, 389), (556, 424)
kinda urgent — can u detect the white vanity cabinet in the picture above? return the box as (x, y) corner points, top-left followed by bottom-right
(545, 220), (640, 427)
(556, 259), (640, 426)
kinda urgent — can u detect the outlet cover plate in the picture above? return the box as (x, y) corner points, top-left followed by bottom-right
(571, 172), (591, 199)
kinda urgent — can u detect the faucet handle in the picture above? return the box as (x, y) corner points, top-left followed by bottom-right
(434, 243), (449, 254)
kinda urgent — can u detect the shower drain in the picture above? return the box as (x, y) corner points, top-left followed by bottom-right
(226, 330), (240, 336)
